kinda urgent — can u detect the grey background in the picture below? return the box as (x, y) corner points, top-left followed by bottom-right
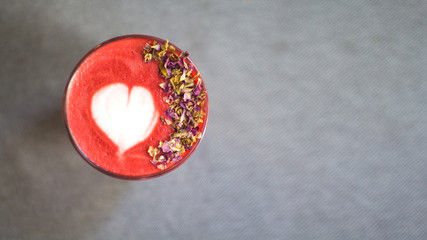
(1, 0), (426, 239)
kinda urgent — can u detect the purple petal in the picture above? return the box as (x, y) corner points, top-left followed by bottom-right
(180, 109), (186, 123)
(193, 86), (201, 95)
(183, 92), (191, 102)
(165, 110), (178, 120)
(170, 155), (182, 163)
(167, 61), (177, 69)
(164, 84), (171, 93)
(170, 93), (178, 101)
(178, 58), (185, 69)
(161, 142), (172, 153)
(161, 54), (168, 63)
(165, 110), (172, 119)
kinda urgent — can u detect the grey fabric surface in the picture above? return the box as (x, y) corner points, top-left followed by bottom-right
(1, 0), (426, 239)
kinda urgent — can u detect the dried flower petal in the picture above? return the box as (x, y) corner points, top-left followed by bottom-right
(159, 82), (167, 90)
(148, 146), (160, 157)
(183, 92), (191, 102)
(144, 53), (152, 62)
(151, 43), (161, 51)
(161, 141), (172, 153)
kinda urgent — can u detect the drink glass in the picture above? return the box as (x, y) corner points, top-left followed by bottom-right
(63, 35), (209, 180)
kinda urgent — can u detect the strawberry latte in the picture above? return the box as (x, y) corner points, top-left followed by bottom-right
(63, 35), (208, 179)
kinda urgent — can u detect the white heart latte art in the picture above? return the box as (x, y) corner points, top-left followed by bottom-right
(91, 83), (158, 155)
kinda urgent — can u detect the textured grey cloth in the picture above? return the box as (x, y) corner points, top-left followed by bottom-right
(1, 1), (426, 239)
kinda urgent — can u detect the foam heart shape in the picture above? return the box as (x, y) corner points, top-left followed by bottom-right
(91, 83), (158, 154)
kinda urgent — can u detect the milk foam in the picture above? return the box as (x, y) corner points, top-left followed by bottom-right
(91, 83), (158, 154)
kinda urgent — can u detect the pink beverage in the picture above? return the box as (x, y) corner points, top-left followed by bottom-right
(63, 35), (208, 180)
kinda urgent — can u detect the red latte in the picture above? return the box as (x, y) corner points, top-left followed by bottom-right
(63, 35), (208, 179)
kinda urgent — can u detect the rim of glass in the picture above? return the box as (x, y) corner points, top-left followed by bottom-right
(63, 34), (209, 180)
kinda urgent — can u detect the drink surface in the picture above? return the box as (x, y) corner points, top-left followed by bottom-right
(64, 36), (205, 179)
